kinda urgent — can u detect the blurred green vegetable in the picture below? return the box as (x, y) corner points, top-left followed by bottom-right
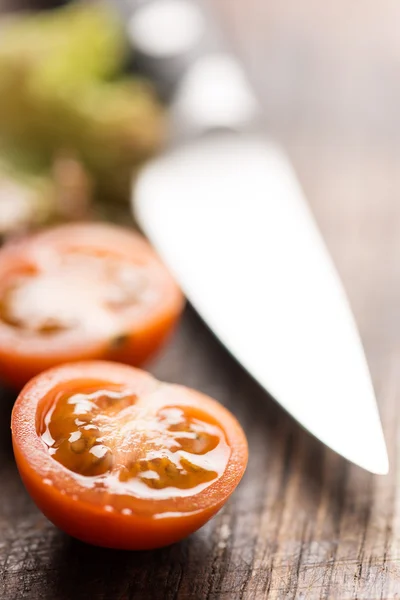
(0, 1), (127, 84)
(0, 1), (165, 232)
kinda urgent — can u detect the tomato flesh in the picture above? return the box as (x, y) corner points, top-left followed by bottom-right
(12, 361), (248, 549)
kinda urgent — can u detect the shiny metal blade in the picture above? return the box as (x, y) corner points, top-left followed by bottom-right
(133, 133), (388, 474)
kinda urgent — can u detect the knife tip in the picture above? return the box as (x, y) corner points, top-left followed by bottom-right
(350, 440), (389, 475)
(368, 454), (389, 475)
(315, 414), (389, 475)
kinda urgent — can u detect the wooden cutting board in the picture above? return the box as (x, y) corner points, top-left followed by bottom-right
(2, 0), (400, 598)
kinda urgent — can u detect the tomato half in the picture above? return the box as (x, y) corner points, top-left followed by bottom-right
(11, 361), (248, 549)
(0, 223), (183, 388)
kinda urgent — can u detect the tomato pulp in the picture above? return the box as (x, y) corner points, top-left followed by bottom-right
(0, 224), (183, 388)
(11, 361), (248, 549)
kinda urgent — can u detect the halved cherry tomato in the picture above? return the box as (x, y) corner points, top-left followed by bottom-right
(0, 223), (183, 388)
(11, 361), (248, 549)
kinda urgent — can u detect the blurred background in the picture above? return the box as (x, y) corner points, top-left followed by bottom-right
(0, 0), (398, 210)
(0, 0), (399, 338)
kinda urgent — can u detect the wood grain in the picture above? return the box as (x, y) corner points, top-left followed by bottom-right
(2, 0), (400, 598)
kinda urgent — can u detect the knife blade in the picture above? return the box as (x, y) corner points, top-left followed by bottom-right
(125, 0), (388, 473)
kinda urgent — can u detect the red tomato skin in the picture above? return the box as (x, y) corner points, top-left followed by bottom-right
(0, 306), (180, 390)
(13, 445), (224, 549)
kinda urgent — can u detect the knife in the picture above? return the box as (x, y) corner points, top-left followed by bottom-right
(122, 0), (388, 473)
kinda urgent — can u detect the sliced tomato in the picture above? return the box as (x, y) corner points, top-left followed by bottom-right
(11, 361), (248, 549)
(0, 223), (183, 388)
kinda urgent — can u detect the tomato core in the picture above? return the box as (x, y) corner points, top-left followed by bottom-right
(38, 385), (230, 501)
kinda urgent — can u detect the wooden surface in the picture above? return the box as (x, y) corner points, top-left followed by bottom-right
(2, 0), (400, 598)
